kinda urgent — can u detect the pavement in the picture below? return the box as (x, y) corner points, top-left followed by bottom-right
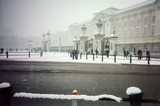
(0, 52), (160, 74)
(0, 52), (160, 65)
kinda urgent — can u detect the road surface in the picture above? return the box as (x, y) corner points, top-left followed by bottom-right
(0, 61), (160, 106)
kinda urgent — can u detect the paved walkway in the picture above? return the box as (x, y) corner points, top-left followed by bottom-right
(0, 52), (160, 65)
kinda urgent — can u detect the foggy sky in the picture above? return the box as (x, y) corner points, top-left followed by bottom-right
(0, 0), (147, 48)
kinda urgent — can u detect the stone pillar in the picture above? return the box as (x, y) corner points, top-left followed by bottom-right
(94, 34), (105, 54)
(80, 36), (88, 54)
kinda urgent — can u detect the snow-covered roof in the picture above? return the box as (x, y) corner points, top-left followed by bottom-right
(94, 0), (157, 18)
(117, 0), (156, 14)
(94, 7), (119, 16)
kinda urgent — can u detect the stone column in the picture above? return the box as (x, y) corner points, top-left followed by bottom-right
(80, 36), (88, 54)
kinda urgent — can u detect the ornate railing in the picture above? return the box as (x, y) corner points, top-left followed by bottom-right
(0, 82), (160, 106)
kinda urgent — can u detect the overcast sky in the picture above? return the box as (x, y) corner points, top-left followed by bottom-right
(0, 0), (150, 48)
(0, 0), (148, 37)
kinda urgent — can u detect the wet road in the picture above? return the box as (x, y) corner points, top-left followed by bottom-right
(0, 61), (160, 106)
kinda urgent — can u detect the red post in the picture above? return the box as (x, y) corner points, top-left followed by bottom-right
(72, 89), (80, 106)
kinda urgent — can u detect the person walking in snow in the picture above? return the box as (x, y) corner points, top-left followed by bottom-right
(137, 49), (142, 60)
(146, 49), (150, 64)
(95, 48), (98, 58)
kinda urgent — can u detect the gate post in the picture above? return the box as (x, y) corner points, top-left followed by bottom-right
(114, 54), (116, 63)
(72, 89), (79, 106)
(0, 82), (13, 106)
(130, 55), (132, 64)
(101, 53), (103, 62)
(126, 87), (143, 106)
(93, 53), (95, 61)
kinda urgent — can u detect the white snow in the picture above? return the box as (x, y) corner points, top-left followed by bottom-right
(0, 52), (160, 65)
(0, 82), (11, 88)
(126, 87), (142, 95)
(14, 92), (122, 102)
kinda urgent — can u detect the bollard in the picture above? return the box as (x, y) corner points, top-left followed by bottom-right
(40, 51), (43, 57)
(6, 51), (9, 58)
(93, 53), (95, 61)
(147, 56), (150, 65)
(80, 53), (82, 59)
(114, 54), (116, 63)
(0, 82), (14, 106)
(28, 51), (31, 58)
(126, 87), (143, 106)
(72, 89), (79, 106)
(101, 53), (103, 62)
(96, 54), (98, 58)
(86, 53), (88, 60)
(72, 53), (75, 60)
(147, 58), (150, 65)
(75, 53), (78, 60)
(130, 54), (132, 64)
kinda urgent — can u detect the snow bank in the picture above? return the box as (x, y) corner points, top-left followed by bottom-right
(0, 82), (10, 88)
(126, 87), (142, 95)
(14, 92), (122, 102)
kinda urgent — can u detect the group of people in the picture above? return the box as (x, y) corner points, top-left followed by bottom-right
(123, 49), (130, 58)
(70, 49), (79, 60)
(69, 47), (110, 60)
(70, 47), (151, 62)
(123, 48), (150, 61)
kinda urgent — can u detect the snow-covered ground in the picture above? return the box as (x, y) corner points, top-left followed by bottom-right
(0, 52), (160, 65)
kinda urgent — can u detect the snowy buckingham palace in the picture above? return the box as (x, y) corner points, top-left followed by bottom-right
(72, 0), (160, 56)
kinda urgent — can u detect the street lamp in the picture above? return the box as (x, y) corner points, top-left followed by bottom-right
(73, 36), (80, 51)
(80, 24), (88, 53)
(81, 24), (87, 36)
(96, 19), (103, 34)
(42, 33), (46, 52)
(28, 40), (33, 52)
(41, 31), (51, 52)
(94, 19), (105, 54)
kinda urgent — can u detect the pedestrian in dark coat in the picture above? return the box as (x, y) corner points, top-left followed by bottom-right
(95, 49), (98, 57)
(146, 50), (150, 61)
(137, 49), (142, 60)
(123, 48), (127, 58)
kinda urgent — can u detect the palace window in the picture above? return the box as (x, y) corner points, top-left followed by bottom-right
(152, 25), (155, 35)
(152, 15), (156, 24)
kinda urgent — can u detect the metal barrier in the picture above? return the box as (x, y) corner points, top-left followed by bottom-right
(0, 82), (160, 106)
(0, 52), (42, 58)
(72, 54), (154, 65)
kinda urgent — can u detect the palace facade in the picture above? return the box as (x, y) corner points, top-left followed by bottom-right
(74, 0), (160, 56)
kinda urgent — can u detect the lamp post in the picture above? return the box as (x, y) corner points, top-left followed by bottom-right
(46, 31), (51, 52)
(42, 33), (46, 52)
(73, 36), (79, 51)
(81, 24), (87, 36)
(95, 19), (105, 54)
(96, 19), (103, 34)
(80, 24), (88, 53)
(28, 40), (33, 52)
(42, 31), (51, 52)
